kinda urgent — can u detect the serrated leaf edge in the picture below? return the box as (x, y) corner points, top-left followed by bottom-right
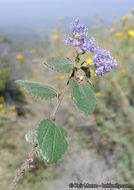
(37, 119), (68, 164)
(44, 57), (73, 73)
(16, 80), (58, 100)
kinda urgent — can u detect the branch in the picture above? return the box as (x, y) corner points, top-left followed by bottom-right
(7, 145), (37, 190)
(6, 68), (76, 190)
(50, 85), (68, 120)
(50, 67), (76, 120)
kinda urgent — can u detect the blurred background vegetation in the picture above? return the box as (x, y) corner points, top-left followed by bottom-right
(0, 2), (134, 190)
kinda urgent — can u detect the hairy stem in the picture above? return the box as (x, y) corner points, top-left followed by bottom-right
(50, 67), (76, 120)
(50, 85), (68, 120)
(6, 68), (76, 190)
(74, 52), (80, 67)
(7, 145), (37, 190)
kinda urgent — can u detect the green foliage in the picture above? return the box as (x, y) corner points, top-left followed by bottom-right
(69, 78), (96, 115)
(16, 54), (97, 164)
(16, 80), (57, 99)
(2, 15), (134, 188)
(37, 119), (68, 164)
(0, 61), (10, 91)
(45, 56), (73, 73)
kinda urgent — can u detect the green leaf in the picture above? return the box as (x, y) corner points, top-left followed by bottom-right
(16, 80), (57, 99)
(37, 119), (68, 164)
(69, 78), (96, 115)
(44, 56), (73, 73)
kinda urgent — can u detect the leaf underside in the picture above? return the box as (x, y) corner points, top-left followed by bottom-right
(16, 80), (57, 99)
(69, 78), (96, 115)
(44, 56), (73, 73)
(25, 129), (37, 144)
(37, 119), (68, 164)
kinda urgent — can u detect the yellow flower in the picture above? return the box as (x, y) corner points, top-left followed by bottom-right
(86, 57), (92, 64)
(122, 14), (132, 20)
(53, 34), (59, 40)
(97, 17), (103, 21)
(28, 94), (33, 98)
(0, 96), (4, 101)
(128, 30), (134, 37)
(114, 55), (119, 59)
(16, 54), (24, 60)
(90, 69), (95, 78)
(115, 32), (122, 37)
(55, 51), (61, 56)
(122, 36), (127, 40)
(0, 104), (4, 109)
(120, 69), (126, 74)
(122, 16), (126, 20)
(95, 92), (101, 97)
(59, 75), (65, 80)
(131, 7), (134, 12)
(53, 75), (65, 80)
(33, 58), (38, 63)
(85, 51), (91, 55)
(57, 17), (63, 21)
(1, 110), (6, 114)
(29, 78), (35, 81)
(105, 73), (110, 77)
(53, 83), (58, 88)
(30, 49), (36, 54)
(109, 28), (115, 33)
(9, 106), (16, 111)
(67, 53), (73, 57)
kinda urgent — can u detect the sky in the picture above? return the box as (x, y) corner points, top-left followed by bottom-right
(0, 0), (134, 31)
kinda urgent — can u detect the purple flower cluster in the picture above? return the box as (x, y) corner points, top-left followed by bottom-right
(64, 19), (94, 54)
(92, 49), (117, 76)
(64, 19), (117, 76)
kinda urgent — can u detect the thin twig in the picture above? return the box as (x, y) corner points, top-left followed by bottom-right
(7, 145), (37, 190)
(50, 85), (68, 120)
(50, 67), (76, 120)
(6, 68), (76, 190)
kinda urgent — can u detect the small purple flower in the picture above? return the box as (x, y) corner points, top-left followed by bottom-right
(92, 48), (117, 76)
(64, 19), (89, 54)
(110, 59), (117, 68)
(73, 39), (81, 47)
(74, 18), (79, 24)
(86, 37), (95, 53)
(64, 36), (73, 45)
(95, 66), (105, 76)
(78, 47), (85, 54)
